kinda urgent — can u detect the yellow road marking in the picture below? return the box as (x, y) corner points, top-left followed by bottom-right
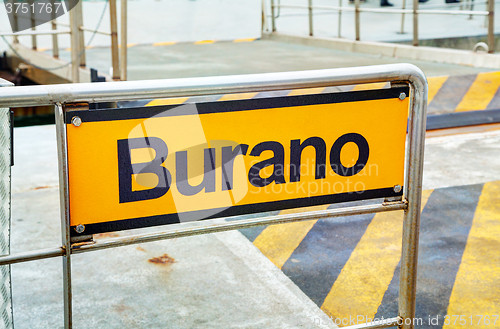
(455, 72), (500, 112)
(443, 181), (500, 329)
(253, 205), (330, 269)
(427, 76), (448, 104)
(218, 92), (258, 101)
(352, 82), (389, 91)
(194, 40), (215, 45)
(153, 41), (177, 47)
(234, 38), (257, 43)
(288, 87), (326, 96)
(146, 97), (189, 107)
(321, 190), (433, 323)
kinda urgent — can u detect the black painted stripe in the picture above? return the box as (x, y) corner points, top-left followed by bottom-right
(280, 199), (382, 307)
(375, 184), (482, 328)
(71, 186), (402, 237)
(428, 75), (477, 114)
(65, 87), (409, 123)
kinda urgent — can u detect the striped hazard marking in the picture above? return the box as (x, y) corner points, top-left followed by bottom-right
(143, 71), (500, 117)
(239, 181), (500, 328)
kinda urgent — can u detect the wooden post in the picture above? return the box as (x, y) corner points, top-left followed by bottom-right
(109, 0), (121, 81)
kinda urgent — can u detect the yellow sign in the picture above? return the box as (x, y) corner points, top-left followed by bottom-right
(66, 87), (409, 236)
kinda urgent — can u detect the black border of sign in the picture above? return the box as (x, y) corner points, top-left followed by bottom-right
(67, 86), (409, 237)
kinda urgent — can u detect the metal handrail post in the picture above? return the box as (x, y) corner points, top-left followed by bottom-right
(109, 0), (121, 80)
(400, 0), (406, 34)
(69, 7), (80, 83)
(355, 0), (360, 40)
(28, 0), (37, 50)
(338, 0), (342, 37)
(69, 10), (80, 83)
(55, 104), (73, 329)
(51, 0), (59, 59)
(120, 0), (127, 81)
(271, 0), (276, 32)
(0, 78), (14, 329)
(308, 0), (314, 36)
(413, 0), (419, 46)
(9, 0), (19, 44)
(76, 0), (86, 67)
(262, 0), (269, 32)
(488, 0), (495, 53)
(398, 67), (427, 329)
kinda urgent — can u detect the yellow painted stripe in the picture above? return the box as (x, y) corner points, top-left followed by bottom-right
(321, 189), (433, 322)
(352, 82), (389, 91)
(455, 71), (500, 112)
(218, 92), (258, 101)
(234, 38), (257, 43)
(427, 76), (448, 104)
(288, 87), (326, 96)
(443, 181), (500, 329)
(253, 205), (330, 269)
(194, 40), (215, 45)
(146, 97), (189, 107)
(37, 48), (49, 52)
(153, 41), (177, 47)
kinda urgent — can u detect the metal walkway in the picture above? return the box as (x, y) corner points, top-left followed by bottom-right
(240, 180), (500, 328)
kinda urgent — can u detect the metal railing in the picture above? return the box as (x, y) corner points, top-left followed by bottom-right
(0, 63), (427, 329)
(269, 0), (496, 53)
(0, 0), (128, 82)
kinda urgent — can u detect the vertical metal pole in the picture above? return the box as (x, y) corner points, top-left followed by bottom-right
(69, 7), (80, 83)
(398, 72), (428, 329)
(400, 0), (406, 34)
(55, 104), (72, 329)
(9, 0), (19, 44)
(51, 0), (59, 59)
(338, 0), (342, 38)
(413, 0), (418, 46)
(0, 79), (14, 329)
(308, 0), (313, 36)
(109, 0), (121, 81)
(120, 0), (127, 81)
(355, 0), (360, 41)
(488, 0), (495, 53)
(271, 0), (276, 32)
(75, 0), (86, 67)
(28, 0), (37, 50)
(262, 0), (269, 32)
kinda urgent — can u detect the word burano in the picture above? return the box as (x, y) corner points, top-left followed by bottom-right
(117, 134), (370, 202)
(66, 90), (407, 234)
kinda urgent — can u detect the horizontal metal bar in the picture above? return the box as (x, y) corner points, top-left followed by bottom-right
(72, 201), (407, 254)
(417, 9), (488, 15)
(276, 5), (488, 15)
(57, 22), (112, 35)
(0, 29), (70, 37)
(79, 26), (111, 35)
(276, 4), (310, 9)
(277, 4), (489, 15)
(0, 63), (421, 107)
(342, 317), (401, 329)
(0, 247), (65, 266)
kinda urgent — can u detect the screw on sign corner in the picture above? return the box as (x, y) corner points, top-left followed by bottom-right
(399, 93), (406, 101)
(393, 185), (402, 193)
(75, 224), (85, 234)
(71, 116), (82, 127)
